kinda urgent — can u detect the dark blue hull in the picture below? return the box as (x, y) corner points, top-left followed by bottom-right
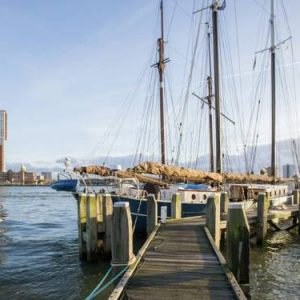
(51, 179), (79, 192)
(111, 195), (206, 234)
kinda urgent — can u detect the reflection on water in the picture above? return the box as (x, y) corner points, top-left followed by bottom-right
(251, 230), (300, 299)
(1, 186), (300, 299)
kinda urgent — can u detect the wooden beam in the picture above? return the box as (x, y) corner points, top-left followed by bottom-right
(147, 194), (158, 235)
(77, 193), (87, 260)
(111, 202), (135, 267)
(86, 193), (98, 261)
(206, 195), (220, 249)
(227, 203), (250, 285)
(171, 193), (181, 219)
(257, 192), (269, 246)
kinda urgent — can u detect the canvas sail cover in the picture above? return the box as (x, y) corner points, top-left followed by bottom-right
(74, 161), (279, 185)
(129, 162), (279, 184)
(128, 161), (222, 182)
(73, 165), (167, 187)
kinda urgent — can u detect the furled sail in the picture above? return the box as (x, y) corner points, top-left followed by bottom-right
(73, 165), (167, 187)
(74, 161), (282, 185)
(128, 162), (281, 184)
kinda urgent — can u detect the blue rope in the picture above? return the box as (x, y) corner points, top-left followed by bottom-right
(85, 265), (129, 300)
(85, 266), (113, 300)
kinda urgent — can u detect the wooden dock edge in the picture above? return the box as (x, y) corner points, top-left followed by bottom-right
(165, 215), (206, 224)
(204, 227), (247, 300)
(108, 224), (161, 300)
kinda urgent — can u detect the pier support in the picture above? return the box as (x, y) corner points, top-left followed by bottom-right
(293, 189), (300, 205)
(102, 194), (113, 255)
(227, 203), (250, 285)
(77, 193), (87, 260)
(257, 192), (269, 246)
(206, 195), (220, 249)
(147, 194), (157, 235)
(220, 192), (229, 214)
(111, 202), (135, 267)
(86, 193), (98, 261)
(171, 193), (181, 219)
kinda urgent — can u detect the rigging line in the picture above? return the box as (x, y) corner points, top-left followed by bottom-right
(245, 25), (270, 147)
(87, 45), (157, 163)
(169, 0), (191, 18)
(166, 0), (178, 39)
(280, 0), (300, 134)
(252, 0), (269, 15)
(233, 0), (246, 146)
(175, 7), (205, 165)
(176, 0), (201, 126)
(133, 66), (156, 164)
(247, 58), (268, 171)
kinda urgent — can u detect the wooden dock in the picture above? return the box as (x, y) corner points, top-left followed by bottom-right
(77, 190), (300, 299)
(110, 217), (245, 300)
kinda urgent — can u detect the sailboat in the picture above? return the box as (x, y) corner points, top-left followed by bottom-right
(56, 0), (296, 232)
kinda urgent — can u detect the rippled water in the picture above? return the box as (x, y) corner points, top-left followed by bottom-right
(0, 186), (111, 300)
(251, 230), (300, 299)
(1, 187), (300, 299)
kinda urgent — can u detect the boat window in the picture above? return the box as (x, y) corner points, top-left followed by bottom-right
(191, 194), (196, 200)
(203, 194), (207, 200)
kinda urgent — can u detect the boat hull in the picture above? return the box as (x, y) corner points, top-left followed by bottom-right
(51, 179), (79, 192)
(111, 195), (206, 234)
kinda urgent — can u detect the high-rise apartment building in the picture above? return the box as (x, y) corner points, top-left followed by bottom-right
(0, 110), (7, 172)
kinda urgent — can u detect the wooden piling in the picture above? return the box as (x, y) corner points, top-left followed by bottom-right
(147, 194), (157, 235)
(171, 193), (181, 219)
(293, 189), (300, 205)
(102, 194), (113, 255)
(257, 192), (269, 246)
(221, 192), (229, 214)
(111, 202), (135, 267)
(206, 195), (220, 249)
(77, 193), (87, 259)
(86, 193), (98, 261)
(227, 203), (250, 284)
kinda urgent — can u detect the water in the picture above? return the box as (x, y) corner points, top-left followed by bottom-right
(1, 187), (300, 299)
(250, 230), (300, 299)
(0, 186), (111, 300)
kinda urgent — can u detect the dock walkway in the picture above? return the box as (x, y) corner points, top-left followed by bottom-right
(117, 218), (245, 300)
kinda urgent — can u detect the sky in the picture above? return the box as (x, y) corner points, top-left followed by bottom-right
(1, 0), (300, 168)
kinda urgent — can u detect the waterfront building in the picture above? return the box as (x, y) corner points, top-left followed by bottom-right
(0, 110), (7, 172)
(282, 164), (297, 178)
(41, 172), (52, 181)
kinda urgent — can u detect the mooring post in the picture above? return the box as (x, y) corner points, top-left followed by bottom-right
(111, 202), (135, 268)
(86, 193), (98, 261)
(77, 193), (87, 260)
(227, 203), (250, 285)
(220, 192), (229, 214)
(206, 194), (220, 249)
(96, 193), (104, 232)
(293, 189), (300, 205)
(257, 192), (269, 246)
(147, 194), (157, 235)
(171, 193), (181, 219)
(102, 194), (113, 255)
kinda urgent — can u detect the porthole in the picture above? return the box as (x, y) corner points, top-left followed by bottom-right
(191, 194), (196, 200)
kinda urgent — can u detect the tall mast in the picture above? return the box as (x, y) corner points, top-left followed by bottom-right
(270, 0), (276, 177)
(158, 0), (166, 164)
(207, 24), (214, 172)
(212, 1), (222, 174)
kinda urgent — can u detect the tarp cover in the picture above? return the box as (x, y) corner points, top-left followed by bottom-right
(129, 161), (279, 184)
(74, 161), (280, 185)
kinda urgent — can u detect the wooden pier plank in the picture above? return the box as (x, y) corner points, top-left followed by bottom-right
(121, 220), (242, 300)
